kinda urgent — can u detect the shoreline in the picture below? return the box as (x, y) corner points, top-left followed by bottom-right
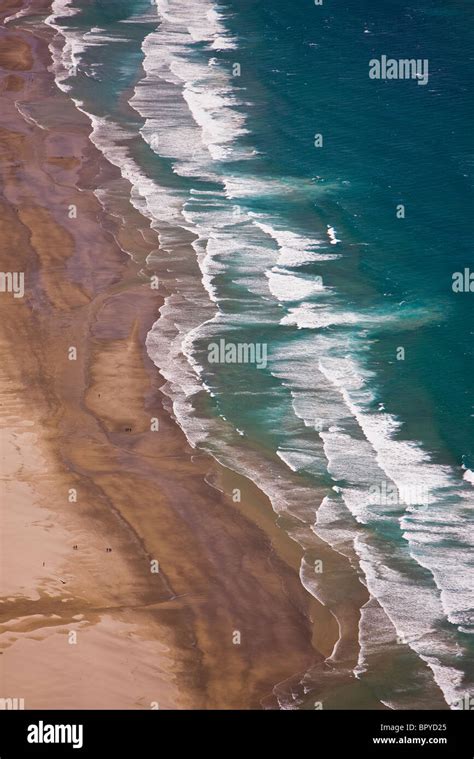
(0, 0), (376, 710)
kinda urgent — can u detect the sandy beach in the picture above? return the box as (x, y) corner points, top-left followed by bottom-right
(0, 0), (375, 710)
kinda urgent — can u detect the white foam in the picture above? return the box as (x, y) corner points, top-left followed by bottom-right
(327, 225), (341, 245)
(254, 219), (340, 265)
(224, 175), (319, 199)
(463, 468), (474, 485)
(4, 5), (34, 24)
(266, 268), (327, 302)
(269, 328), (473, 704)
(46, 5), (86, 90)
(128, 0), (252, 181)
(281, 304), (359, 329)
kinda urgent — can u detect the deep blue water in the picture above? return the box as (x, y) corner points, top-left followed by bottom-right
(220, 0), (474, 466)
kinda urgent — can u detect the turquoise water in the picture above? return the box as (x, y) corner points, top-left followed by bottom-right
(48, 0), (473, 708)
(221, 0), (474, 463)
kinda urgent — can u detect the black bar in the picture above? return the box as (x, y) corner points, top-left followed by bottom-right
(0, 710), (472, 757)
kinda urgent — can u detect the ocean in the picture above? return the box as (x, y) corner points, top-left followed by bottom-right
(44, 0), (473, 709)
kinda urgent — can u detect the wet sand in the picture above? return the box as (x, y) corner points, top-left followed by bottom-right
(0, 0), (369, 709)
